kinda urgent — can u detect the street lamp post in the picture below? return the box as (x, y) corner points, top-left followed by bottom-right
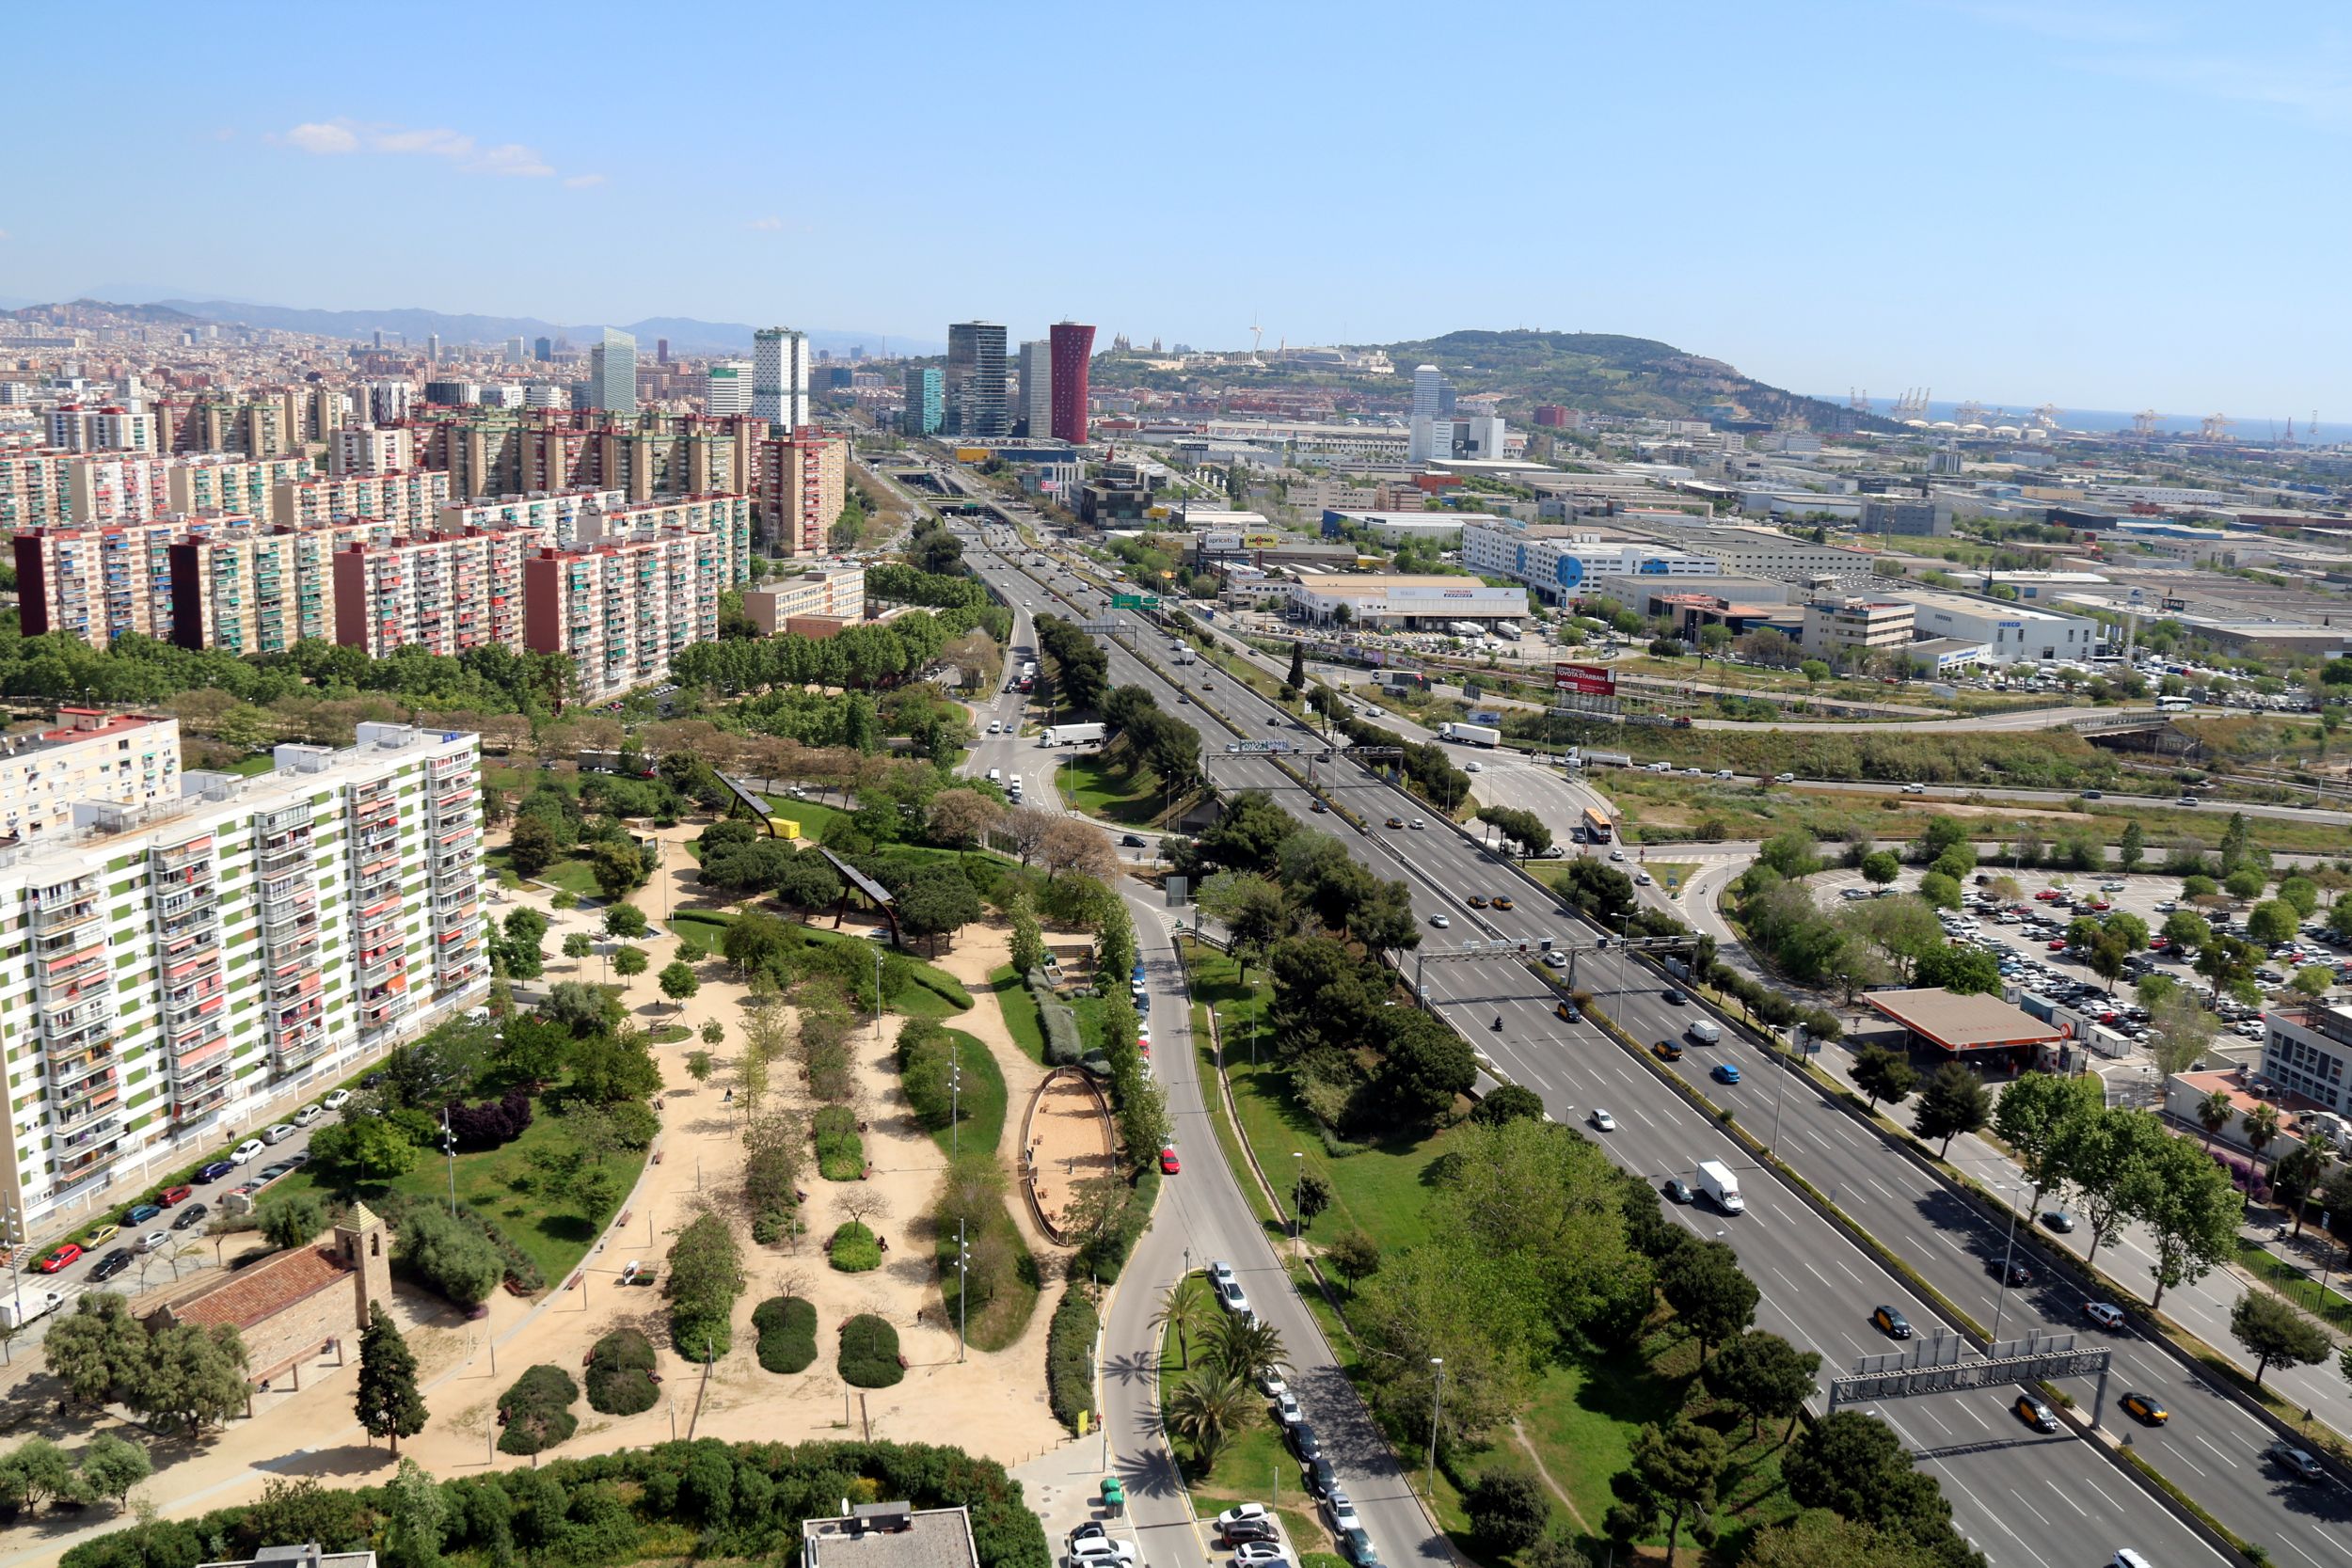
(1990, 1187), (2023, 1346)
(872, 943), (883, 1038)
(442, 1106), (458, 1218)
(957, 1217), (969, 1363)
(1426, 1357), (1445, 1498)
(1291, 1152), (1304, 1259)
(950, 1058), (961, 1159)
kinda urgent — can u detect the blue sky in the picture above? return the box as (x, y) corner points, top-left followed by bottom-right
(5, 1), (2347, 415)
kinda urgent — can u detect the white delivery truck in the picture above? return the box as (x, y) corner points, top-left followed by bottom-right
(1438, 721), (1502, 748)
(0, 1291), (65, 1331)
(1494, 622), (1522, 641)
(1695, 1160), (1745, 1213)
(1041, 722), (1106, 748)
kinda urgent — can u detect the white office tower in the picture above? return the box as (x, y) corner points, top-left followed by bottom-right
(754, 327), (810, 429)
(706, 360), (754, 416)
(1018, 340), (1053, 436)
(1411, 363), (1447, 420)
(590, 328), (638, 416)
(426, 333), (441, 364)
(505, 336), (527, 363)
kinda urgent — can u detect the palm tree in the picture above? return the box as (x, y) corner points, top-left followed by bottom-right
(1206, 1312), (1289, 1388)
(2195, 1088), (2234, 1150)
(1167, 1373), (1256, 1474)
(1150, 1281), (1210, 1371)
(2244, 1103), (2284, 1183)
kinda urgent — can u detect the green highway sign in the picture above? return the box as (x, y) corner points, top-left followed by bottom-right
(1112, 594), (1161, 610)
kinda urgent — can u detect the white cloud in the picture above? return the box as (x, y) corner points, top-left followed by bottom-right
(284, 121), (358, 154)
(563, 173), (608, 189)
(274, 119), (576, 178)
(745, 216), (783, 231)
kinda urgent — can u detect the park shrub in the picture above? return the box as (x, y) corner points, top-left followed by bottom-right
(753, 1296), (818, 1373)
(837, 1313), (903, 1387)
(1045, 1285), (1098, 1433)
(442, 1088), (533, 1150)
(1071, 1168), (1158, 1284)
(57, 1438), (1050, 1568)
(584, 1327), (660, 1416)
(1025, 970), (1085, 1065)
(813, 1104), (866, 1180)
(389, 1200), (506, 1307)
(829, 1222), (882, 1273)
(496, 1365), (579, 1454)
(897, 1019), (959, 1130)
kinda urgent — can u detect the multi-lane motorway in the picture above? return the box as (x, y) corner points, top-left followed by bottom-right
(957, 528), (2352, 1568)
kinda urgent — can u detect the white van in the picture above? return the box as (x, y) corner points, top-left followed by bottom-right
(2112, 1551), (2153, 1568)
(987, 768), (1000, 783)
(1686, 1020), (1722, 1045)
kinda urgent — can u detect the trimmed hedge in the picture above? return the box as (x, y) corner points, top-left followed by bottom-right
(496, 1364), (579, 1454)
(584, 1327), (660, 1416)
(753, 1295), (818, 1373)
(829, 1221), (882, 1273)
(57, 1438), (1050, 1568)
(814, 1103), (866, 1180)
(1026, 969), (1085, 1065)
(838, 1313), (904, 1387)
(1046, 1284), (1098, 1433)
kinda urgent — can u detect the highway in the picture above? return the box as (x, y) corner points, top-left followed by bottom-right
(957, 531), (2307, 1568)
(949, 537), (1450, 1568)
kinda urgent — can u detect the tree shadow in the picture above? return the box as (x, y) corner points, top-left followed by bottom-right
(535, 1214), (596, 1247)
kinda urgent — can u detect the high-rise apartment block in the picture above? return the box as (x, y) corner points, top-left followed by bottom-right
(0, 710), (182, 846)
(1017, 341), (1052, 438)
(754, 328), (811, 430)
(521, 529), (733, 696)
(1049, 322), (1094, 445)
(46, 405), (155, 454)
(590, 328), (637, 416)
(275, 470), (453, 531)
(903, 368), (943, 436)
(756, 431), (849, 557)
(706, 360), (753, 416)
(0, 721), (486, 1228)
(946, 322), (1008, 438)
(329, 427), (416, 477)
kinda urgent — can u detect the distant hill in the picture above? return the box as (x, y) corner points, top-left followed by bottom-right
(5, 297), (937, 358)
(1100, 327), (1885, 433)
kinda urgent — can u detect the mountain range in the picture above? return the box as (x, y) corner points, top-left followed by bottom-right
(3, 295), (936, 358)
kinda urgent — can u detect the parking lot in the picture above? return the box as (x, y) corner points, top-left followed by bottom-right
(1807, 864), (2352, 1047)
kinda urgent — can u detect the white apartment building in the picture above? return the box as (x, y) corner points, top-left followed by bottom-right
(46, 406), (155, 455)
(330, 426), (417, 477)
(2260, 1005), (2352, 1114)
(0, 711), (182, 846)
(1460, 520), (1720, 600)
(754, 328), (811, 429)
(0, 722), (485, 1229)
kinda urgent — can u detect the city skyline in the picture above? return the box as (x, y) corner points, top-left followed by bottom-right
(4, 2), (2348, 412)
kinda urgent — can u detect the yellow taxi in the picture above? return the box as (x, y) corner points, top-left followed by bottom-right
(2120, 1391), (2169, 1426)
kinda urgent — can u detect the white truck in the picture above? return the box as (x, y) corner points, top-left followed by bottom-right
(1041, 722), (1105, 748)
(1695, 1160), (1745, 1214)
(1438, 721), (1502, 748)
(1170, 644), (1198, 665)
(0, 1291), (65, 1331)
(1494, 622), (1522, 641)
(1447, 620), (1486, 639)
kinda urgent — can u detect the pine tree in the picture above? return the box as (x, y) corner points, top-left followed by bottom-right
(355, 1301), (429, 1454)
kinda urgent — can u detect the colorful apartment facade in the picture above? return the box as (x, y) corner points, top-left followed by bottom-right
(0, 722), (485, 1230)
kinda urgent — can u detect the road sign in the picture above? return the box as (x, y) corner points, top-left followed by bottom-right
(1111, 594), (1160, 610)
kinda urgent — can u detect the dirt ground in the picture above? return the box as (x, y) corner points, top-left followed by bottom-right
(1023, 1071), (1117, 1238)
(0, 819), (1112, 1568)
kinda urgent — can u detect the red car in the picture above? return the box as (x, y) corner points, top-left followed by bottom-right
(158, 1184), (193, 1208)
(2035, 890), (2063, 902)
(2047, 939), (2069, 950)
(1159, 1148), (1182, 1175)
(2091, 899), (2112, 911)
(36, 1243), (82, 1274)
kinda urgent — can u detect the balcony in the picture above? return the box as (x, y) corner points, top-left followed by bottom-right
(50, 1044), (117, 1090)
(175, 1078), (232, 1120)
(33, 896), (103, 936)
(53, 1080), (122, 1131)
(57, 1136), (123, 1182)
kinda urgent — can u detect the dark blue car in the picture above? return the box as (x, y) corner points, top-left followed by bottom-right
(195, 1160), (236, 1182)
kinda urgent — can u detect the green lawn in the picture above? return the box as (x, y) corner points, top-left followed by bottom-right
(2236, 1239), (2352, 1332)
(259, 1089), (648, 1290)
(992, 966), (1049, 1065)
(1181, 940), (1448, 1254)
(1059, 753), (1184, 827)
(1159, 1273), (1307, 1521)
(762, 796), (852, 840)
(928, 1026), (1038, 1354)
(672, 909), (971, 1016)
(669, 910), (736, 951)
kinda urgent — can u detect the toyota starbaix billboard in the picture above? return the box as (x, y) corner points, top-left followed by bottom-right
(1554, 663), (1616, 696)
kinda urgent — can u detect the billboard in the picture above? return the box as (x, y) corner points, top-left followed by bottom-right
(1239, 531), (1282, 549)
(1554, 662), (1616, 696)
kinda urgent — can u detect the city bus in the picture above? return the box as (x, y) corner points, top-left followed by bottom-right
(1581, 806), (1614, 844)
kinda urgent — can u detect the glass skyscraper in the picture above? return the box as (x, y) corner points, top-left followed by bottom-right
(590, 327), (638, 416)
